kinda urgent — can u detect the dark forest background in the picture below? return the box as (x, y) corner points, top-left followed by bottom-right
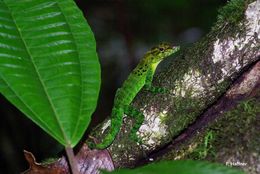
(0, 0), (227, 173)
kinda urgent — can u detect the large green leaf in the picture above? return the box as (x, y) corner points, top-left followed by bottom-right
(103, 160), (244, 174)
(0, 0), (100, 147)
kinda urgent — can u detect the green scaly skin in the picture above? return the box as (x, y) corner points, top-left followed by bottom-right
(93, 43), (180, 149)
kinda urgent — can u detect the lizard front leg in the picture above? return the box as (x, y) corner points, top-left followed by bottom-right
(144, 68), (170, 94)
(144, 84), (169, 94)
(124, 105), (144, 143)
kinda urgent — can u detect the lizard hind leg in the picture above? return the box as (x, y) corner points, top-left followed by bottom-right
(94, 107), (124, 149)
(124, 106), (145, 144)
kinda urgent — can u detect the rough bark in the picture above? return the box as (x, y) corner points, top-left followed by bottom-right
(23, 0), (260, 173)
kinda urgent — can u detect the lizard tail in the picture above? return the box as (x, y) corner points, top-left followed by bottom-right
(95, 107), (124, 149)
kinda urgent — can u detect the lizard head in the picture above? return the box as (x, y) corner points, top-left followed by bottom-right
(148, 43), (180, 63)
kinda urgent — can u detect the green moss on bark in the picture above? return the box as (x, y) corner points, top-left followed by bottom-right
(162, 98), (259, 173)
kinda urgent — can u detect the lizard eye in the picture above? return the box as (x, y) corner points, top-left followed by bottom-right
(159, 47), (164, 51)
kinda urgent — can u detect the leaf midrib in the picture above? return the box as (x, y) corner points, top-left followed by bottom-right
(3, 0), (69, 145)
(55, 1), (83, 142)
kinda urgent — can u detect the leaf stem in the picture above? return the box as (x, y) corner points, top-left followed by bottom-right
(65, 147), (79, 174)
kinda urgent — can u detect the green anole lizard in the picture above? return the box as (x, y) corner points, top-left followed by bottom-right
(92, 43), (180, 149)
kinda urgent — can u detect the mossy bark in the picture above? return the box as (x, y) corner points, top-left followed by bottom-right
(156, 61), (259, 174)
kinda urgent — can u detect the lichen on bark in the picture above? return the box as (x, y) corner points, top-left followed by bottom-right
(155, 58), (259, 173)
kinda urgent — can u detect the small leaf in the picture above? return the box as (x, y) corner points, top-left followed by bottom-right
(0, 0), (100, 147)
(102, 160), (245, 174)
